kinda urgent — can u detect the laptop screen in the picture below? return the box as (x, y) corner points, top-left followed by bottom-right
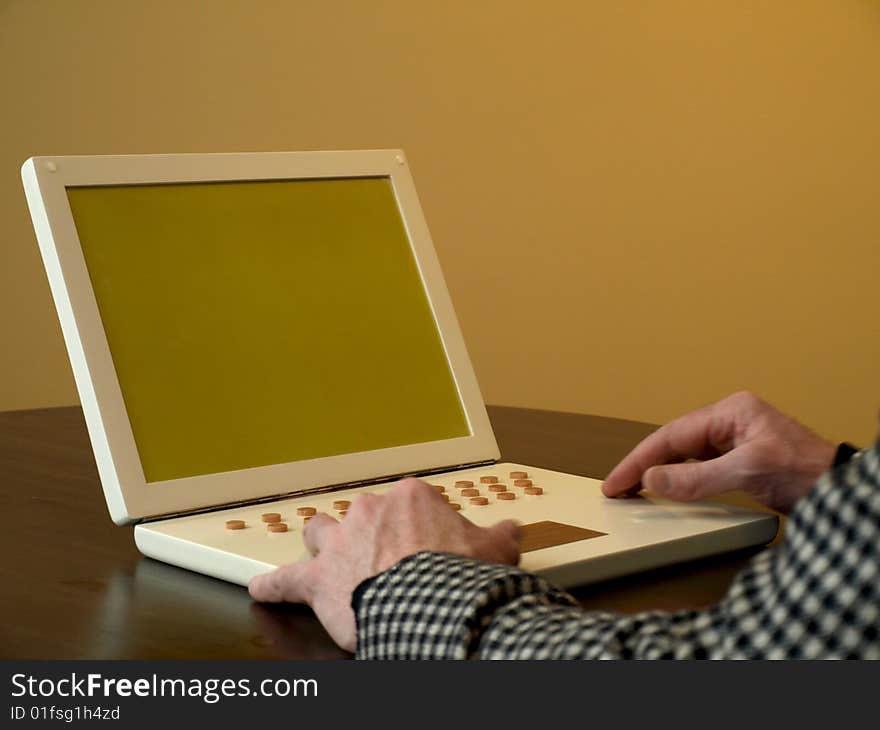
(66, 176), (470, 483)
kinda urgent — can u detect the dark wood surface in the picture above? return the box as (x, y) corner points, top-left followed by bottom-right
(0, 405), (777, 659)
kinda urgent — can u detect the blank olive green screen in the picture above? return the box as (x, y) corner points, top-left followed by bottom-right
(66, 177), (469, 483)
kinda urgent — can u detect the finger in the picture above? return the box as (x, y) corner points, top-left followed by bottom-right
(248, 561), (311, 604)
(602, 403), (732, 497)
(641, 449), (747, 502)
(394, 476), (441, 502)
(488, 518), (522, 546)
(302, 512), (338, 556)
(486, 519), (522, 564)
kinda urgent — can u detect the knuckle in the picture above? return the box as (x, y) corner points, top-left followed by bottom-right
(396, 477), (429, 497)
(729, 390), (763, 411)
(675, 481), (698, 500)
(670, 469), (697, 500)
(350, 492), (379, 516)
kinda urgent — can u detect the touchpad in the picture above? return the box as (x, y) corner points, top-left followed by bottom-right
(520, 521), (606, 553)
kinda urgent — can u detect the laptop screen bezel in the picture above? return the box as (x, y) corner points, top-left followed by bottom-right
(22, 150), (499, 523)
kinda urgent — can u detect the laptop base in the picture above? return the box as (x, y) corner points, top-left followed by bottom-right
(135, 463), (779, 588)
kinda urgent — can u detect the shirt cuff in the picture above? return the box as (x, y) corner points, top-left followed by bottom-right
(351, 551), (577, 660)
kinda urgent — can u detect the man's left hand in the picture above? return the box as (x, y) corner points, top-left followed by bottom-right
(248, 478), (522, 652)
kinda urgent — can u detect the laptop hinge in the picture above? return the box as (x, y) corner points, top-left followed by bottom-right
(138, 458), (498, 524)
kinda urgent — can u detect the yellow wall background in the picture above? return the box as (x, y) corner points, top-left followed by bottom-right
(1, 0), (878, 444)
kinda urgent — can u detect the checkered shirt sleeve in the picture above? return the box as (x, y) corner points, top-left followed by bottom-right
(353, 443), (880, 659)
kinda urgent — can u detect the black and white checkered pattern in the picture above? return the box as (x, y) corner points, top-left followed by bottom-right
(353, 443), (880, 659)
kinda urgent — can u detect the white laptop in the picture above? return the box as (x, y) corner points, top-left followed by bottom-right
(21, 150), (777, 587)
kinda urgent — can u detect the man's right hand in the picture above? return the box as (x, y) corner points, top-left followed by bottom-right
(602, 391), (837, 514)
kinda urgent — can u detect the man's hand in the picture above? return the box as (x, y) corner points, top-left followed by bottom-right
(602, 391), (836, 513)
(248, 478), (521, 652)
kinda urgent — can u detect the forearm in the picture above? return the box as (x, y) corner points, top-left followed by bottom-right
(353, 550), (712, 659)
(354, 443), (880, 660)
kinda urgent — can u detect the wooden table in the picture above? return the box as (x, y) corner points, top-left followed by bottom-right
(0, 405), (777, 659)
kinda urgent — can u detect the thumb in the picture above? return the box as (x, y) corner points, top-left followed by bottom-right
(487, 519), (522, 564)
(643, 450), (745, 502)
(490, 518), (522, 544)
